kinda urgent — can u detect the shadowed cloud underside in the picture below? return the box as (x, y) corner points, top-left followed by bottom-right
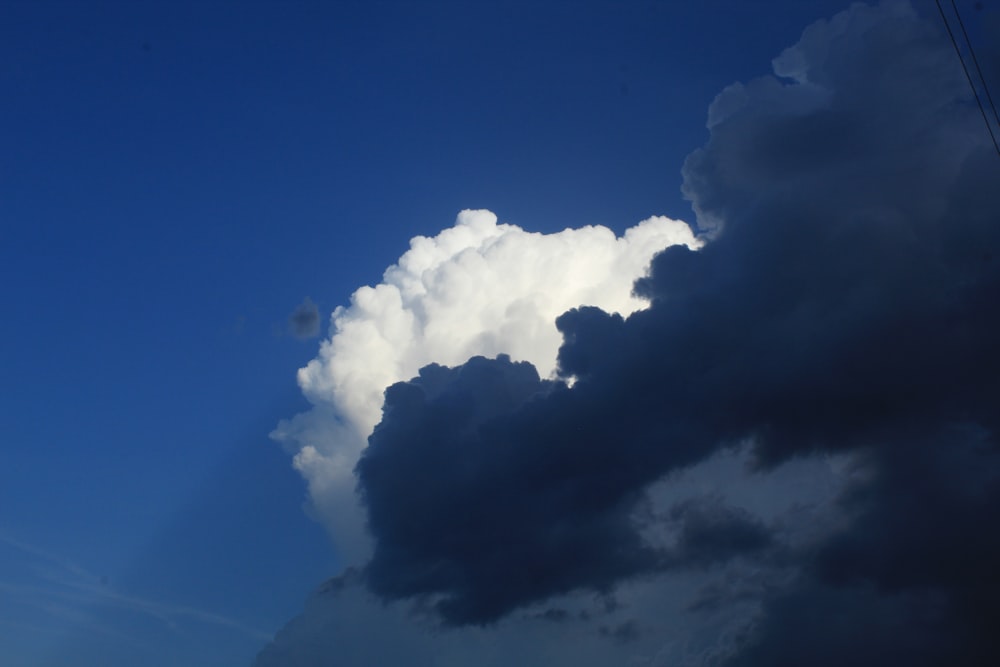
(261, 1), (1000, 665)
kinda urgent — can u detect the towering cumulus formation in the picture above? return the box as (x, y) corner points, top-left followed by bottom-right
(272, 210), (699, 561)
(261, 2), (1000, 665)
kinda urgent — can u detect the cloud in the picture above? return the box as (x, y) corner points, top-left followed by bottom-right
(725, 429), (1000, 666)
(0, 533), (271, 646)
(271, 210), (699, 561)
(355, 359), (792, 626)
(262, 0), (1000, 664)
(663, 498), (773, 569)
(357, 354), (661, 625)
(255, 567), (684, 667)
(287, 297), (320, 339)
(257, 447), (841, 666)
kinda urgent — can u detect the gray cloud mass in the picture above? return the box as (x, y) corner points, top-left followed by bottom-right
(259, 2), (1000, 665)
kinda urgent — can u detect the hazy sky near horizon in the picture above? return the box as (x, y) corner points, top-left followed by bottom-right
(3, 1), (999, 666)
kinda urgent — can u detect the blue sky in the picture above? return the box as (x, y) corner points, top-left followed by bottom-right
(3, 1), (999, 666)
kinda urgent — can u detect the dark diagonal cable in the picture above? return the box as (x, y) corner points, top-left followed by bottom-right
(936, 0), (1000, 156)
(951, 0), (1000, 129)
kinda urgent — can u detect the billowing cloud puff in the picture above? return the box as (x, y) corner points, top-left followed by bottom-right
(298, 209), (697, 436)
(272, 210), (699, 560)
(262, 1), (1000, 664)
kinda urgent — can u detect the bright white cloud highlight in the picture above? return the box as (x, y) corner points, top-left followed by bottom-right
(272, 209), (699, 562)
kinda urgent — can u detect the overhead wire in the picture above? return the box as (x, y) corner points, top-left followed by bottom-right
(936, 0), (1000, 156)
(951, 0), (1000, 129)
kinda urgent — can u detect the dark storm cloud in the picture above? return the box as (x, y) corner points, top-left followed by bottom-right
(664, 498), (773, 569)
(598, 619), (640, 644)
(722, 426), (1000, 666)
(355, 0), (1000, 660)
(288, 297), (320, 339)
(356, 355), (662, 625)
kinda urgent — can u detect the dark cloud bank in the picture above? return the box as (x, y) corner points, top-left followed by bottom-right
(262, 2), (1000, 664)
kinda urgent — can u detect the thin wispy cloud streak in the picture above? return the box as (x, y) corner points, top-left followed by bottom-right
(261, 1), (1000, 665)
(0, 533), (98, 584)
(0, 533), (272, 644)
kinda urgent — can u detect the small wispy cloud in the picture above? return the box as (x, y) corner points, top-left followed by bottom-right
(0, 532), (273, 644)
(287, 297), (321, 339)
